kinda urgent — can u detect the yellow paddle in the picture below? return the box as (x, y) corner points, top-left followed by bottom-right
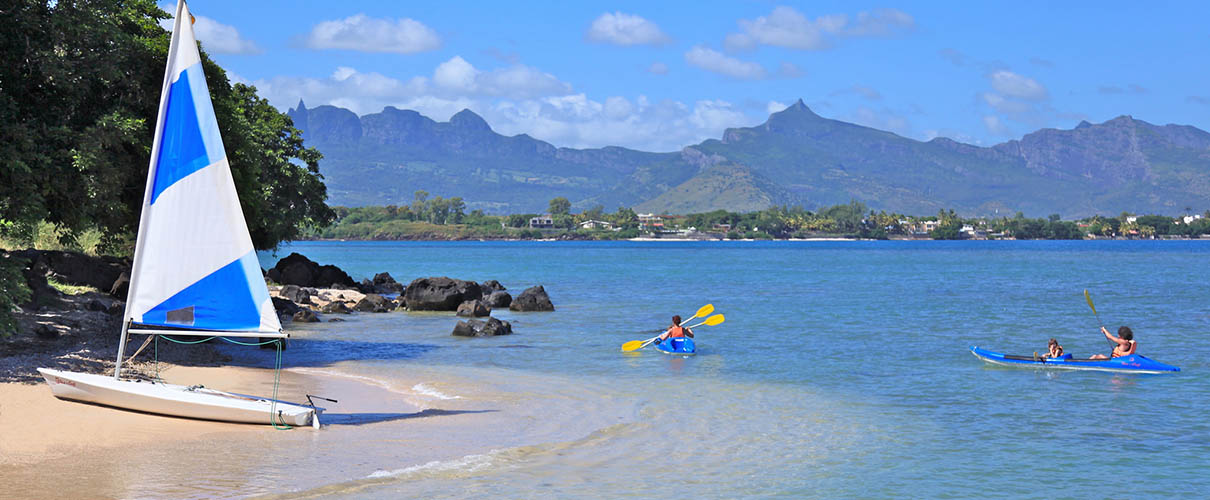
(620, 305), (715, 352)
(685, 314), (725, 329)
(1084, 289), (1115, 351)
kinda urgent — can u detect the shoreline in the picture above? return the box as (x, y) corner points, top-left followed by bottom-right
(0, 363), (423, 466)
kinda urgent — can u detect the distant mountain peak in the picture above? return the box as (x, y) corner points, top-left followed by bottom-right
(1075, 120), (1092, 129)
(450, 109), (491, 132)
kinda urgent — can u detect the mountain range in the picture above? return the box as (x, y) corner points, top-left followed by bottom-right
(287, 99), (1210, 217)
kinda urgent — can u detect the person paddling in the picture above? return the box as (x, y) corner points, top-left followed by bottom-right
(1089, 326), (1136, 359)
(654, 315), (694, 344)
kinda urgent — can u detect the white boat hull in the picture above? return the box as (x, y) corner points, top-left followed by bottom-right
(38, 368), (321, 427)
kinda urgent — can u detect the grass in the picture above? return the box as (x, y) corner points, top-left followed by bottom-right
(0, 221), (107, 255)
(47, 278), (99, 296)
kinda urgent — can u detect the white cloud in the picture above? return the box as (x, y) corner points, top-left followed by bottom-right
(303, 14), (440, 54)
(255, 61), (764, 151)
(158, 5), (261, 54)
(983, 115), (1010, 136)
(846, 106), (910, 135)
(988, 70), (1048, 101)
(727, 6), (914, 51)
(980, 92), (1032, 114)
(848, 8), (916, 37)
(647, 62), (669, 75)
(586, 12), (670, 46)
(433, 56), (478, 91)
(684, 46), (767, 80)
(767, 100), (789, 114)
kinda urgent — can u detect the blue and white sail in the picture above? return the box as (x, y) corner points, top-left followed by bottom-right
(122, 0), (280, 336)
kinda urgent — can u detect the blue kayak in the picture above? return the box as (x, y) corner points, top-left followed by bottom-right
(970, 346), (1179, 374)
(654, 337), (696, 356)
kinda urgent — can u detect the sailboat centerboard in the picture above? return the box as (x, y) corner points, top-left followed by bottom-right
(39, 0), (321, 427)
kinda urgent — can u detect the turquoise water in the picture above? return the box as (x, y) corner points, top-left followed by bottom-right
(235, 240), (1210, 498)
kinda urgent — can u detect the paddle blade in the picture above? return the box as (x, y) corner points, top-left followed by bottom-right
(695, 304), (714, 318)
(1084, 289), (1097, 315)
(621, 340), (644, 352)
(703, 314), (725, 326)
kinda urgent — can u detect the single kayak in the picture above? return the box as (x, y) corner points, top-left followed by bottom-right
(655, 337), (696, 356)
(970, 346), (1179, 374)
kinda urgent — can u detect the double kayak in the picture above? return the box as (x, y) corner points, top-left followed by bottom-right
(655, 337), (696, 356)
(970, 346), (1179, 373)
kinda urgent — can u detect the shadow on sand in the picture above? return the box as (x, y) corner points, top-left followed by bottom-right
(321, 408), (497, 426)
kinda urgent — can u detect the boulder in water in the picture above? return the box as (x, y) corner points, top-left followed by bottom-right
(452, 317), (513, 337)
(404, 277), (482, 311)
(509, 285), (554, 312)
(455, 300), (491, 317)
(354, 293), (392, 313)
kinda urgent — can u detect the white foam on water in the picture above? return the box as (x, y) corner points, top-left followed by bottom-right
(367, 450), (497, 479)
(411, 382), (461, 400)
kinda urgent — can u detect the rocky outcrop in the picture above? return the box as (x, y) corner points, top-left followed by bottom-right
(320, 301), (352, 314)
(509, 285), (554, 312)
(404, 277), (482, 311)
(354, 293), (392, 313)
(280, 285), (312, 304)
(371, 272), (404, 294)
(272, 297), (301, 318)
(455, 300), (490, 317)
(481, 280), (506, 293)
(486, 290), (512, 308)
(292, 309), (320, 323)
(452, 317), (513, 337)
(266, 253), (356, 289)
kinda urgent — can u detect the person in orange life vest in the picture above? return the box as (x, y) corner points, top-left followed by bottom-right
(1089, 326), (1136, 359)
(655, 315), (694, 344)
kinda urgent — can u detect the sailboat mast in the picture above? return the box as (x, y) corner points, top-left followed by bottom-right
(115, 0), (188, 380)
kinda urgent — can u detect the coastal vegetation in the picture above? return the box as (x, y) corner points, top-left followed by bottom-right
(2, 0), (333, 332)
(313, 196), (1210, 242)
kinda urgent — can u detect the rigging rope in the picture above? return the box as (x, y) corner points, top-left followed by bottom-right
(155, 334), (294, 429)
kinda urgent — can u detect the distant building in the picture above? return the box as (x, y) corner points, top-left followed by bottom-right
(578, 220), (613, 230)
(529, 215), (553, 229)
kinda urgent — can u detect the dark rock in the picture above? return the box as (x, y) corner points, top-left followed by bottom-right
(456, 300), (491, 317)
(328, 317), (346, 322)
(109, 271), (130, 299)
(268, 253), (356, 289)
(34, 323), (59, 339)
(7, 250), (62, 310)
(452, 317), (513, 337)
(272, 297), (301, 317)
(292, 309), (320, 323)
(486, 290), (512, 308)
(354, 293), (391, 313)
(320, 302), (352, 314)
(509, 285), (554, 312)
(107, 302), (125, 316)
(372, 272), (404, 294)
(85, 299), (108, 312)
(280, 284), (312, 304)
(481, 280), (506, 292)
(394, 296), (407, 310)
(404, 277), (482, 311)
(39, 250), (128, 292)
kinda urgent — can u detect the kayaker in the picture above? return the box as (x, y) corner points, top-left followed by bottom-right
(1089, 326), (1136, 359)
(1043, 338), (1064, 359)
(654, 315), (694, 344)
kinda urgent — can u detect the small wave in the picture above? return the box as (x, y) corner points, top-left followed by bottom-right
(367, 451), (495, 479)
(412, 383), (462, 400)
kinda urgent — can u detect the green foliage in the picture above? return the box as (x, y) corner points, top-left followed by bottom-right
(548, 197), (571, 216)
(0, 256), (30, 336)
(0, 0), (331, 252)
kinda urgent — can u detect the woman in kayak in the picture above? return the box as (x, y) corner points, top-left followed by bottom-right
(1043, 338), (1064, 358)
(655, 315), (694, 343)
(1089, 326), (1136, 359)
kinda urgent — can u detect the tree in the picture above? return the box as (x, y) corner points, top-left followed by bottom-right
(549, 196), (571, 216)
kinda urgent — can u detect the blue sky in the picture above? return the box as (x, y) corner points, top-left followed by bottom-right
(179, 1), (1210, 152)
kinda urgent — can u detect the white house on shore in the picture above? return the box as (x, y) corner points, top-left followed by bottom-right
(578, 220), (614, 230)
(529, 215), (553, 229)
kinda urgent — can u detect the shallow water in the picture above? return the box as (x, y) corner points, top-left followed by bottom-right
(15, 240), (1207, 498)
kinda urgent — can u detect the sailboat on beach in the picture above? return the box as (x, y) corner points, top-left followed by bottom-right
(38, 0), (321, 427)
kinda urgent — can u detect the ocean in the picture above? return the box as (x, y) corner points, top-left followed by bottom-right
(25, 240), (1208, 499)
